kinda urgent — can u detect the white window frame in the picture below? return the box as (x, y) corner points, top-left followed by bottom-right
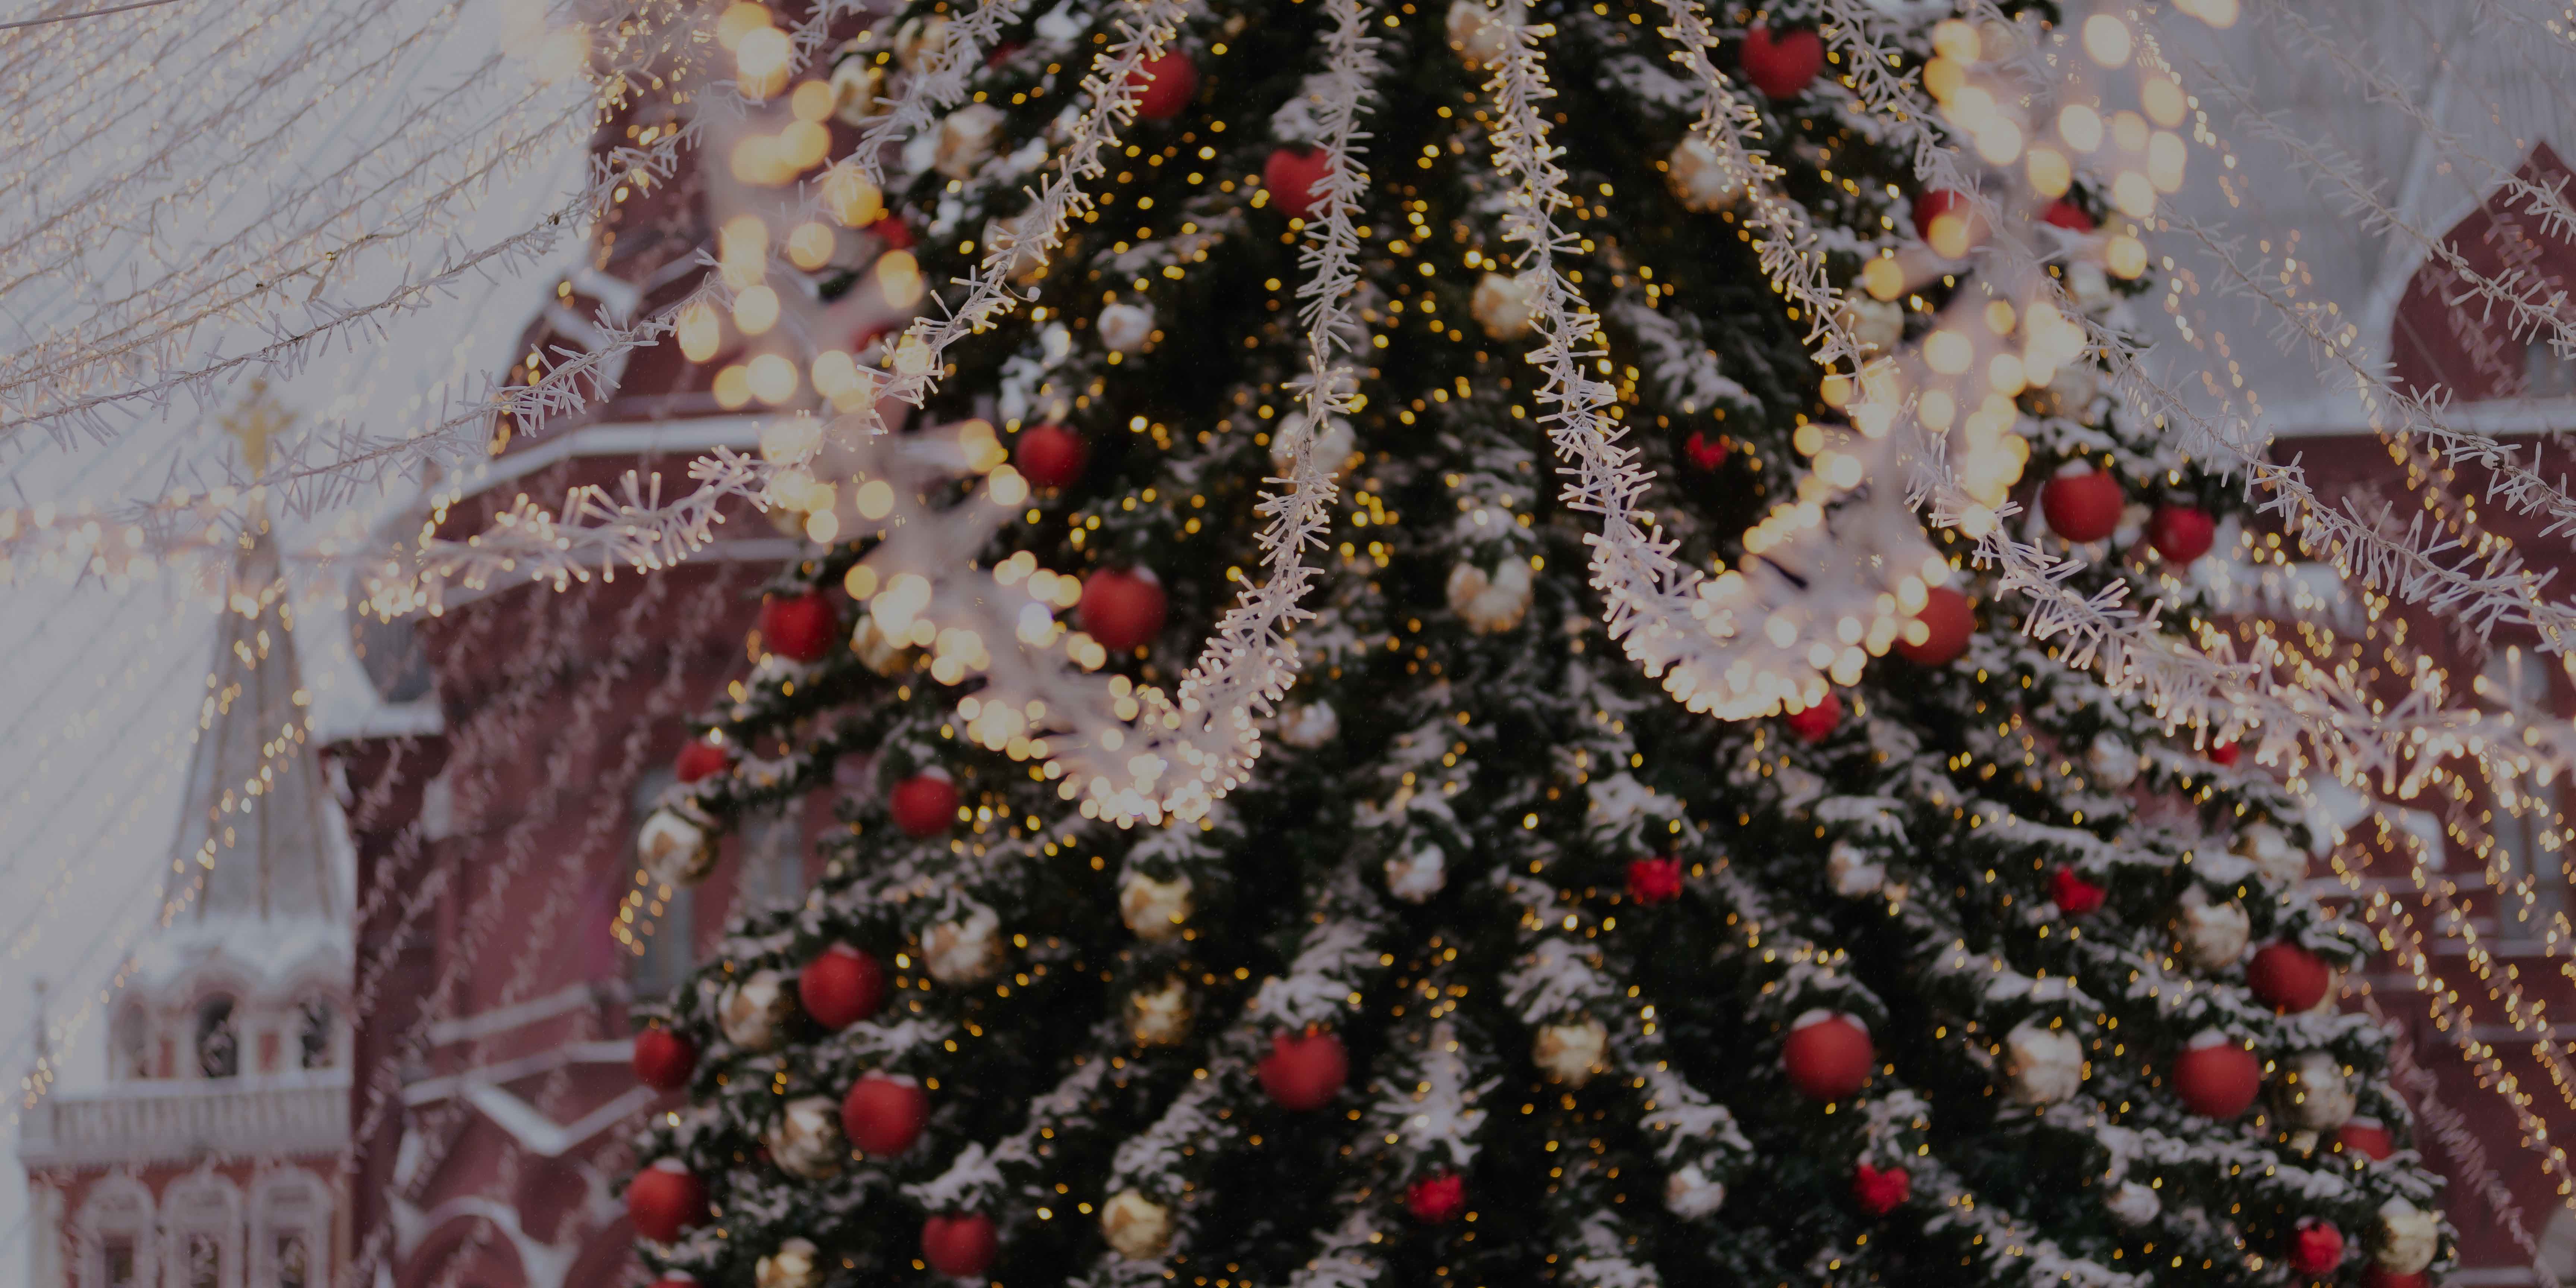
(159, 1173), (242, 1288)
(247, 1169), (329, 1288)
(74, 1174), (155, 1288)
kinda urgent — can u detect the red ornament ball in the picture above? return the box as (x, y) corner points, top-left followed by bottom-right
(1405, 1171), (1466, 1224)
(1783, 1012), (1873, 1101)
(2148, 503), (2216, 564)
(1625, 856), (1685, 905)
(869, 215), (916, 250)
(1784, 691), (1842, 743)
(632, 1025), (697, 1092)
(1014, 423), (1089, 489)
(889, 770), (959, 838)
(2337, 1118), (2395, 1161)
(626, 1159), (708, 1243)
(2040, 469), (2124, 543)
(1263, 147), (1333, 220)
(799, 944), (890, 1030)
(1913, 189), (1975, 245)
(2247, 942), (2333, 1013)
(2291, 1220), (2346, 1276)
(1683, 430), (1730, 470)
(1258, 1028), (1349, 1111)
(2171, 1039), (2262, 1118)
(1080, 567), (1168, 653)
(649, 1278), (699, 1288)
(922, 1212), (999, 1277)
(673, 738), (732, 784)
(760, 591), (841, 663)
(2209, 740), (2241, 768)
(1851, 1162), (1911, 1216)
(842, 1074), (929, 1156)
(1740, 26), (1825, 99)
(2362, 1269), (2428, 1288)
(2041, 199), (2097, 232)
(1127, 49), (1197, 120)
(2049, 866), (2106, 917)
(1895, 586), (1974, 667)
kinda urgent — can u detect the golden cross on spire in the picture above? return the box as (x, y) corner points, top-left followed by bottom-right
(219, 379), (293, 476)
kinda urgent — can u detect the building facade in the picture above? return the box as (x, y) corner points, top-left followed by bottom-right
(19, 460), (357, 1288)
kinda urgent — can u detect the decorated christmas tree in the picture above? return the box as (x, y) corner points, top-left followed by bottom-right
(617, 1), (2451, 1286)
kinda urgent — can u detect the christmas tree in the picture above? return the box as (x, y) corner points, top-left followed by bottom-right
(619, 1), (2450, 1286)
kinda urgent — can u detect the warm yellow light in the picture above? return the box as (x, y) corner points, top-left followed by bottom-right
(1931, 19), (1979, 63)
(1973, 119), (2023, 166)
(1983, 300), (2017, 336)
(805, 509), (842, 543)
(719, 215), (769, 287)
(530, 25), (589, 85)
(748, 353), (799, 404)
(783, 120), (831, 171)
(716, 2), (770, 49)
(1987, 353), (2027, 396)
(812, 350), (861, 398)
(2142, 78), (2187, 128)
(1919, 390), (1957, 431)
(714, 365), (754, 409)
(2111, 172), (2157, 219)
(856, 479), (897, 520)
(2058, 104), (2103, 154)
(2081, 15), (2132, 67)
(1929, 215), (1974, 261)
(1819, 373), (1852, 407)
(877, 250), (925, 309)
(786, 222), (836, 270)
(1861, 257), (1906, 301)
(2105, 236), (2149, 279)
(677, 301), (723, 363)
(2111, 111), (2150, 154)
(1923, 57), (1965, 102)
(737, 26), (792, 80)
(989, 465), (1030, 507)
(2026, 148), (2072, 198)
(734, 284), (782, 335)
(2147, 132), (2188, 193)
(820, 166), (886, 227)
(844, 564), (880, 599)
(791, 79), (836, 122)
(1925, 331), (1974, 374)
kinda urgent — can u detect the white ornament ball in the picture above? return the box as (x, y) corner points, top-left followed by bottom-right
(1664, 1164), (1727, 1219)
(1384, 844), (1448, 903)
(2106, 1180), (2160, 1226)
(2280, 1050), (2355, 1130)
(1841, 295), (1906, 354)
(2375, 1197), (2439, 1274)
(2067, 260), (2113, 310)
(638, 809), (714, 888)
(719, 970), (795, 1051)
(1827, 841), (1886, 899)
(2236, 824), (2308, 890)
(934, 103), (1005, 180)
(830, 59), (888, 126)
(1119, 871), (1194, 941)
(1279, 701), (1339, 749)
(1665, 136), (1746, 213)
(925, 907), (1004, 984)
(1447, 558), (1533, 633)
(1533, 1019), (1608, 1087)
(757, 1237), (821, 1288)
(1446, 0), (1511, 65)
(1101, 1189), (1172, 1259)
(764, 1097), (845, 1180)
(1098, 302), (1156, 353)
(892, 15), (949, 71)
(2044, 362), (2101, 418)
(2085, 735), (2139, 790)
(2175, 887), (2250, 973)
(2004, 1018), (2086, 1105)
(1471, 270), (1540, 341)
(1272, 412), (1356, 477)
(1129, 978), (1192, 1046)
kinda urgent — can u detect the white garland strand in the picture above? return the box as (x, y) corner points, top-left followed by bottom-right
(846, 0), (1038, 187)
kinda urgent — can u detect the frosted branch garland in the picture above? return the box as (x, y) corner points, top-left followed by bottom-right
(846, 0), (1036, 187)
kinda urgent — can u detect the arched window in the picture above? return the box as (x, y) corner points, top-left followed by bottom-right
(295, 999), (335, 1071)
(75, 1174), (154, 1288)
(194, 996), (239, 1080)
(111, 1004), (149, 1081)
(161, 1172), (243, 1288)
(252, 1170), (331, 1288)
